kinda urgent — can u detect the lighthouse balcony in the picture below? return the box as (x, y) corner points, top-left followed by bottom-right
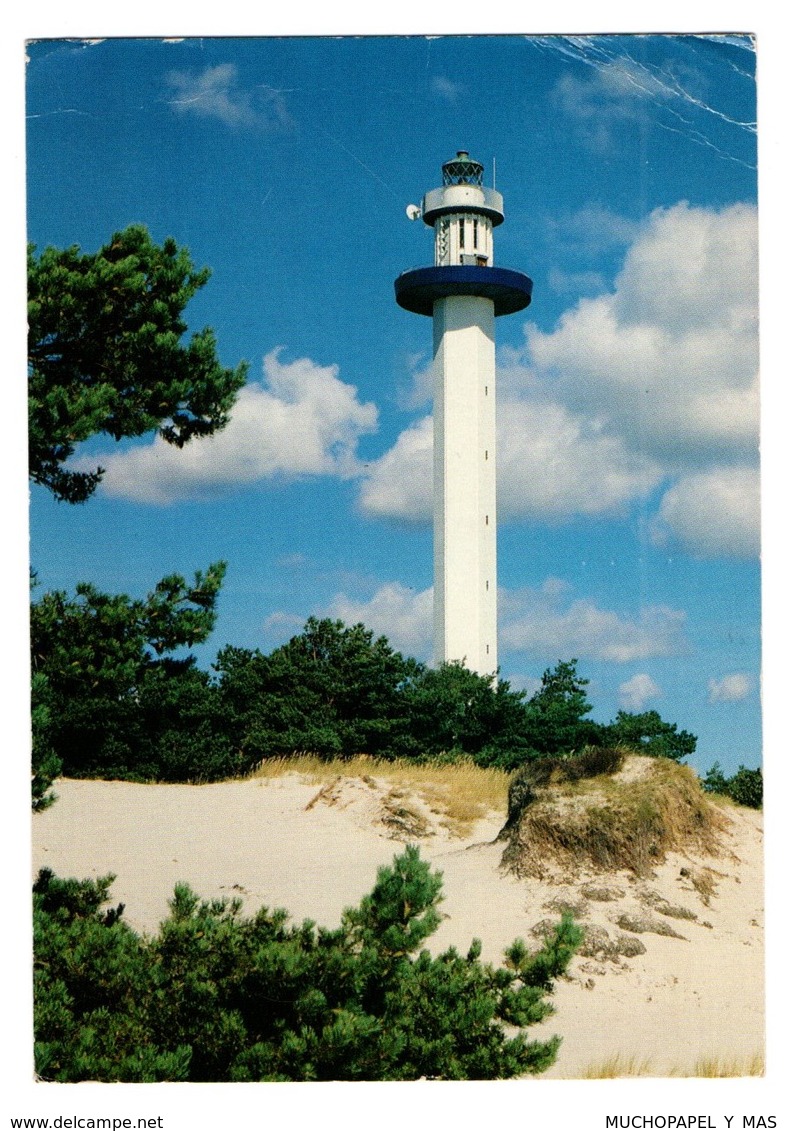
(394, 264), (533, 317)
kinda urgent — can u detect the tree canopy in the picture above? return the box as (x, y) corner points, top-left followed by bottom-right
(30, 562), (232, 784)
(31, 579), (702, 796)
(28, 224), (247, 502)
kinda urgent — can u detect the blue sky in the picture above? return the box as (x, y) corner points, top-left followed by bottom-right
(26, 34), (761, 775)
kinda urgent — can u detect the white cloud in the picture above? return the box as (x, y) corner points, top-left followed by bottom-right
(358, 416), (433, 522)
(500, 579), (687, 662)
(708, 672), (754, 703)
(267, 573), (685, 669)
(524, 202), (759, 467)
(262, 610), (305, 639)
(619, 672), (661, 710)
(550, 64), (654, 150)
(87, 349), (378, 504)
(325, 583), (433, 658)
(359, 399), (661, 524)
(547, 266), (607, 296)
(542, 36), (755, 162)
(496, 399), (661, 520)
(547, 204), (639, 256)
(166, 64), (293, 130)
(652, 466), (760, 558)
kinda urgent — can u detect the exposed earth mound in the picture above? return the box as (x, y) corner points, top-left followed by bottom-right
(499, 751), (727, 881)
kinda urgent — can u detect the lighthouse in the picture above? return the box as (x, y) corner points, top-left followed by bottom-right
(395, 151), (533, 676)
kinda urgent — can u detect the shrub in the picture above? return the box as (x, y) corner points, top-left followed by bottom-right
(30, 575), (699, 791)
(214, 619), (422, 764)
(33, 848), (581, 1081)
(601, 710), (697, 762)
(702, 762), (762, 809)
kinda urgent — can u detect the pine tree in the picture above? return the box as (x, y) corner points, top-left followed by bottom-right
(34, 848), (582, 1081)
(28, 225), (247, 502)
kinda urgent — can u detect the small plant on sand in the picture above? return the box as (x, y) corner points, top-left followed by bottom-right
(34, 847), (582, 1082)
(581, 1053), (653, 1078)
(688, 1054), (764, 1078)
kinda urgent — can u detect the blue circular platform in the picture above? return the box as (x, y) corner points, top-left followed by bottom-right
(395, 265), (533, 317)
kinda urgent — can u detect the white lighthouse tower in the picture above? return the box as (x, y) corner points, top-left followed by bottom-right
(395, 151), (532, 676)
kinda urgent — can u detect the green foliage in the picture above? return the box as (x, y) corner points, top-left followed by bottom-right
(214, 618), (423, 763)
(34, 849), (581, 1082)
(727, 766), (763, 809)
(701, 761), (729, 796)
(518, 660), (604, 758)
(602, 710), (697, 762)
(28, 225), (247, 502)
(702, 761), (762, 809)
(30, 563), (229, 783)
(396, 661), (536, 767)
(31, 673), (61, 811)
(31, 587), (700, 788)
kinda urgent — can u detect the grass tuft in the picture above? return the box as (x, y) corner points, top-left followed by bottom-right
(687, 1053), (764, 1078)
(581, 1053), (653, 1078)
(581, 1051), (764, 1079)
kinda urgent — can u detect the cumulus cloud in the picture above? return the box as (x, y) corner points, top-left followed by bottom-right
(652, 466), (760, 558)
(619, 672), (661, 710)
(166, 64), (293, 130)
(708, 672), (754, 703)
(547, 266), (607, 297)
(524, 202), (759, 467)
(87, 349), (378, 504)
(548, 203), (640, 255)
(499, 578), (687, 662)
(325, 583), (433, 658)
(264, 572), (685, 669)
(359, 400), (660, 525)
(496, 399), (661, 521)
(358, 416), (433, 522)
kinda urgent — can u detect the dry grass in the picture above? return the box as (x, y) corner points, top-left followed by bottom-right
(684, 866), (720, 906)
(502, 755), (728, 880)
(687, 1053), (764, 1078)
(581, 1053), (653, 1078)
(250, 755), (511, 838)
(580, 1052), (764, 1079)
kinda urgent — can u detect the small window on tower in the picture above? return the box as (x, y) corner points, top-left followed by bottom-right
(473, 217), (479, 248)
(459, 217), (465, 249)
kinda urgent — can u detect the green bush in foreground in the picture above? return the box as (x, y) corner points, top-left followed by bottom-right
(34, 847), (581, 1082)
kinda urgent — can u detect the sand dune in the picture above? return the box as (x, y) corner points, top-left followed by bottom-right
(31, 772), (764, 1079)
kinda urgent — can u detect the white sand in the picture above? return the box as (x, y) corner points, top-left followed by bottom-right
(31, 774), (764, 1078)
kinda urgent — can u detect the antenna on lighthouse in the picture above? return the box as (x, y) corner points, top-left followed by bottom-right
(405, 203), (422, 221)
